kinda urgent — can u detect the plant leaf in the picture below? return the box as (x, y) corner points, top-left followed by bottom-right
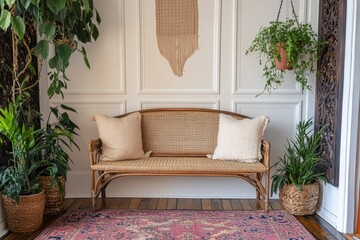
(56, 44), (72, 67)
(81, 46), (90, 69)
(5, 0), (15, 6)
(34, 39), (49, 59)
(11, 16), (26, 39)
(20, 0), (30, 9)
(95, 9), (101, 24)
(43, 21), (56, 39)
(46, 0), (66, 14)
(0, 9), (11, 31)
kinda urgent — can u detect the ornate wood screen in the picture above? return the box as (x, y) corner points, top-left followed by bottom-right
(0, 24), (39, 167)
(315, 0), (347, 186)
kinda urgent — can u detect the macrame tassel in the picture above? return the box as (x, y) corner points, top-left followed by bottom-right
(156, 0), (199, 77)
(157, 35), (199, 76)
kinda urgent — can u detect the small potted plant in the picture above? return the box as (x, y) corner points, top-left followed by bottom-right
(245, 4), (324, 95)
(37, 104), (79, 215)
(271, 119), (328, 215)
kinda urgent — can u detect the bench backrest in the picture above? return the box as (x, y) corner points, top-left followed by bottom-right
(123, 109), (248, 157)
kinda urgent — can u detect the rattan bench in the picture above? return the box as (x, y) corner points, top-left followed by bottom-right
(88, 108), (271, 211)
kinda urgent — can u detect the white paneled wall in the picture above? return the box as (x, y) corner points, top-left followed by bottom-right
(37, 0), (340, 227)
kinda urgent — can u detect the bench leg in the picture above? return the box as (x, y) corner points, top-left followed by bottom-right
(91, 169), (97, 211)
(256, 173), (261, 201)
(265, 168), (270, 213)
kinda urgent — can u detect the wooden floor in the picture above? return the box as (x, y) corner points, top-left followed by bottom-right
(2, 198), (347, 240)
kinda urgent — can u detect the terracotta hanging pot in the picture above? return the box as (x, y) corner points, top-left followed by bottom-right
(274, 43), (293, 70)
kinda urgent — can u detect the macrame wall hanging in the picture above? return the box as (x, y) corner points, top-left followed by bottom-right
(155, 0), (199, 76)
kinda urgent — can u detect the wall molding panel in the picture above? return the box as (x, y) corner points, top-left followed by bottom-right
(139, 99), (220, 110)
(137, 0), (221, 95)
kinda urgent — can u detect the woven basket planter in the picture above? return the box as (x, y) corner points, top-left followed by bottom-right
(38, 176), (65, 215)
(2, 190), (45, 233)
(280, 182), (319, 216)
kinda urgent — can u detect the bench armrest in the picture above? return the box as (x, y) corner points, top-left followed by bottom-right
(261, 140), (271, 168)
(89, 138), (102, 165)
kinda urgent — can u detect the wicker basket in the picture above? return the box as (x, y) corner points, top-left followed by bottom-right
(2, 191), (45, 233)
(38, 176), (65, 215)
(280, 182), (319, 216)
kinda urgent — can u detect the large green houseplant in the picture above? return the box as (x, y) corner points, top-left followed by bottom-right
(0, 95), (47, 232)
(245, 0), (324, 95)
(0, 0), (100, 231)
(271, 119), (328, 215)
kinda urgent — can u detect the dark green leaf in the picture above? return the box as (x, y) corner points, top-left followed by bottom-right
(46, 0), (66, 14)
(30, 0), (39, 5)
(82, 0), (90, 12)
(43, 21), (56, 39)
(0, 9), (11, 31)
(95, 9), (101, 24)
(48, 55), (62, 70)
(11, 16), (26, 39)
(81, 46), (90, 69)
(91, 24), (99, 40)
(56, 44), (72, 67)
(34, 39), (49, 59)
(61, 104), (77, 113)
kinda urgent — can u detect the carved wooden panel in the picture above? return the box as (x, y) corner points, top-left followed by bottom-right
(0, 22), (39, 167)
(315, 0), (346, 186)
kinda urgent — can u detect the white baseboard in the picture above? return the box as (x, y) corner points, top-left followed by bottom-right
(0, 221), (7, 238)
(317, 206), (337, 229)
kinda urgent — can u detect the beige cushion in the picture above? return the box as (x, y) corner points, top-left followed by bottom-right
(94, 113), (146, 161)
(212, 114), (269, 163)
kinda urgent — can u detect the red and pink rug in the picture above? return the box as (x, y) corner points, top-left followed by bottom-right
(35, 209), (314, 240)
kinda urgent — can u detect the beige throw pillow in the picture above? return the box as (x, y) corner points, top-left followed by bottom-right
(94, 113), (148, 161)
(211, 114), (269, 163)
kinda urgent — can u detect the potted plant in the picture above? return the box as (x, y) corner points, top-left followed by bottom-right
(271, 119), (328, 215)
(245, 1), (324, 95)
(37, 104), (79, 215)
(0, 0), (100, 230)
(0, 96), (48, 232)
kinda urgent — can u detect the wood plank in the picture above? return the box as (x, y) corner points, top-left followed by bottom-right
(138, 198), (150, 210)
(148, 198), (159, 210)
(68, 198), (85, 210)
(201, 199), (212, 211)
(193, 199), (202, 210)
(269, 199), (282, 210)
(129, 198), (141, 209)
(313, 214), (347, 240)
(240, 199), (252, 210)
(119, 198), (132, 209)
(230, 199), (242, 211)
(211, 199), (222, 211)
(79, 199), (92, 209)
(178, 199), (196, 210)
(221, 199), (232, 211)
(157, 198), (168, 210)
(63, 198), (75, 209)
(109, 198), (121, 209)
(296, 216), (336, 240)
(167, 199), (177, 210)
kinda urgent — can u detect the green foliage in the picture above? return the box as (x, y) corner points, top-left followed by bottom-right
(246, 19), (325, 95)
(36, 104), (79, 198)
(271, 119), (328, 196)
(0, 96), (44, 201)
(0, 0), (101, 98)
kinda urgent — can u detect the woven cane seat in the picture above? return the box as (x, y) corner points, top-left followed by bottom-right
(91, 157), (266, 173)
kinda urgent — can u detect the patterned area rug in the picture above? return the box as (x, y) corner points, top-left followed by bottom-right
(35, 209), (315, 240)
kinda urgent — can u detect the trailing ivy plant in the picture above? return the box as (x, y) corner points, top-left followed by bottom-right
(246, 19), (324, 95)
(0, 0), (101, 99)
(271, 119), (328, 196)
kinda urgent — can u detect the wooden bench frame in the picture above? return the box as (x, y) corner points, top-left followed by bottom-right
(88, 108), (271, 212)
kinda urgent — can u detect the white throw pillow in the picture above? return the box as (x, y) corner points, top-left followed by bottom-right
(94, 113), (148, 161)
(212, 114), (269, 163)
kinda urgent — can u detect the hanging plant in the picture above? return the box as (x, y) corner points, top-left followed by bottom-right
(245, 0), (325, 95)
